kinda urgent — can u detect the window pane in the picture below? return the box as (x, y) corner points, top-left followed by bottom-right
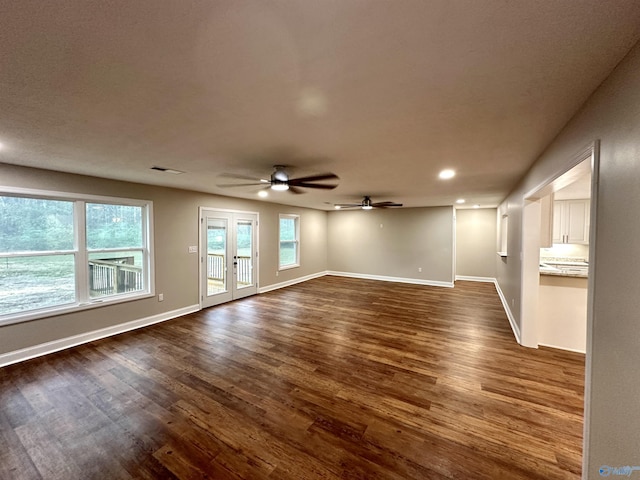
(279, 241), (297, 267)
(86, 203), (143, 250)
(237, 222), (252, 257)
(279, 218), (296, 241)
(236, 220), (253, 287)
(0, 255), (76, 316)
(88, 251), (144, 298)
(207, 220), (227, 296)
(0, 196), (74, 252)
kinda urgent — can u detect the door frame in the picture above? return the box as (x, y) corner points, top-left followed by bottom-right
(198, 207), (259, 309)
(520, 141), (598, 348)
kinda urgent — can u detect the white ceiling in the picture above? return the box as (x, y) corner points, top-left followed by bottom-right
(1, 1), (639, 210)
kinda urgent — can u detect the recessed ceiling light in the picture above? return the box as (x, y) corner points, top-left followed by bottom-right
(334, 205), (341, 209)
(257, 190), (268, 198)
(473, 204), (480, 208)
(456, 199), (465, 204)
(439, 169), (455, 180)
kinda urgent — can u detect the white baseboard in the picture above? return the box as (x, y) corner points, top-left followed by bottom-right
(258, 271), (328, 294)
(455, 275), (497, 283)
(493, 280), (521, 344)
(538, 342), (586, 354)
(327, 271), (454, 288)
(0, 304), (200, 368)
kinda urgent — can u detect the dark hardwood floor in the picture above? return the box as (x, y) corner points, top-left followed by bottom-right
(0, 277), (585, 479)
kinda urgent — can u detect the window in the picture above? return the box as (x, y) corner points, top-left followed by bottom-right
(279, 214), (299, 269)
(0, 189), (153, 325)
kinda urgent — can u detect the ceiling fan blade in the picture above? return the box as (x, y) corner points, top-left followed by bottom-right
(288, 186), (305, 194)
(289, 173), (339, 184)
(217, 182), (266, 188)
(289, 182), (338, 190)
(334, 203), (361, 208)
(372, 202), (403, 207)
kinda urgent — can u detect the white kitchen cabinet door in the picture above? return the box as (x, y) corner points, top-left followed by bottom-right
(553, 199), (590, 244)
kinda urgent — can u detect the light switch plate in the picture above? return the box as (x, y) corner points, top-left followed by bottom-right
(188, 246), (197, 253)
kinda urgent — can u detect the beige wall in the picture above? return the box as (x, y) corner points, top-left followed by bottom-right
(455, 208), (497, 279)
(496, 40), (640, 475)
(0, 163), (328, 354)
(327, 206), (454, 285)
(538, 275), (587, 353)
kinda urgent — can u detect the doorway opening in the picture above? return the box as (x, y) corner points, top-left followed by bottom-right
(520, 142), (597, 350)
(199, 208), (258, 308)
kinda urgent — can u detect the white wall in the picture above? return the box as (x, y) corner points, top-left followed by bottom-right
(496, 40), (640, 475)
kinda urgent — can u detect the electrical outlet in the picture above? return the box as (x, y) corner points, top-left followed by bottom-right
(158, 293), (164, 302)
(276, 271), (279, 277)
(418, 267), (422, 272)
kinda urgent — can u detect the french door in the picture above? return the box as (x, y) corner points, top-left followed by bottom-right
(200, 209), (258, 308)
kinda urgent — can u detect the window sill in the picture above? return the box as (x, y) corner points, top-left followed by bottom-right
(0, 291), (154, 327)
(278, 264), (300, 271)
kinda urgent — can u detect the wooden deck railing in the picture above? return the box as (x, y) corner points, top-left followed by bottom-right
(89, 258), (143, 296)
(88, 254), (252, 297)
(207, 254), (252, 285)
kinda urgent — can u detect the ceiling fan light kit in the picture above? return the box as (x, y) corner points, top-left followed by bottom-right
(270, 182), (289, 191)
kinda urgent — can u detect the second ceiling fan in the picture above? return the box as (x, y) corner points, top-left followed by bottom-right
(335, 196), (403, 210)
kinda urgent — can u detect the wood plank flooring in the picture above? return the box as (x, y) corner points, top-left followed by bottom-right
(0, 277), (585, 479)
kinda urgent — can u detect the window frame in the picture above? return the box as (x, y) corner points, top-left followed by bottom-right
(278, 213), (300, 270)
(0, 186), (154, 327)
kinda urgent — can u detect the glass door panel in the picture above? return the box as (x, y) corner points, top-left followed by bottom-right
(207, 218), (227, 296)
(235, 220), (253, 290)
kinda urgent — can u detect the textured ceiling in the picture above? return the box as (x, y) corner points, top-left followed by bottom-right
(1, 1), (640, 210)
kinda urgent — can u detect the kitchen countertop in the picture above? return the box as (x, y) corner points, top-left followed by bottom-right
(539, 257), (589, 278)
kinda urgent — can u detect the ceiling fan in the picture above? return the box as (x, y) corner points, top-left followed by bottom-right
(217, 165), (339, 194)
(335, 196), (403, 210)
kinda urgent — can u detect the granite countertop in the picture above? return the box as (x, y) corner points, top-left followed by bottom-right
(539, 257), (589, 278)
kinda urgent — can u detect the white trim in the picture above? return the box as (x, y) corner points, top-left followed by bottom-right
(522, 142), (596, 200)
(328, 271), (454, 288)
(258, 271), (327, 293)
(538, 342), (586, 354)
(0, 304), (200, 368)
(494, 280), (521, 344)
(278, 213), (300, 270)
(455, 275), (496, 283)
(0, 185), (152, 205)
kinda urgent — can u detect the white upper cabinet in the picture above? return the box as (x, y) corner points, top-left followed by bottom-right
(553, 199), (590, 244)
